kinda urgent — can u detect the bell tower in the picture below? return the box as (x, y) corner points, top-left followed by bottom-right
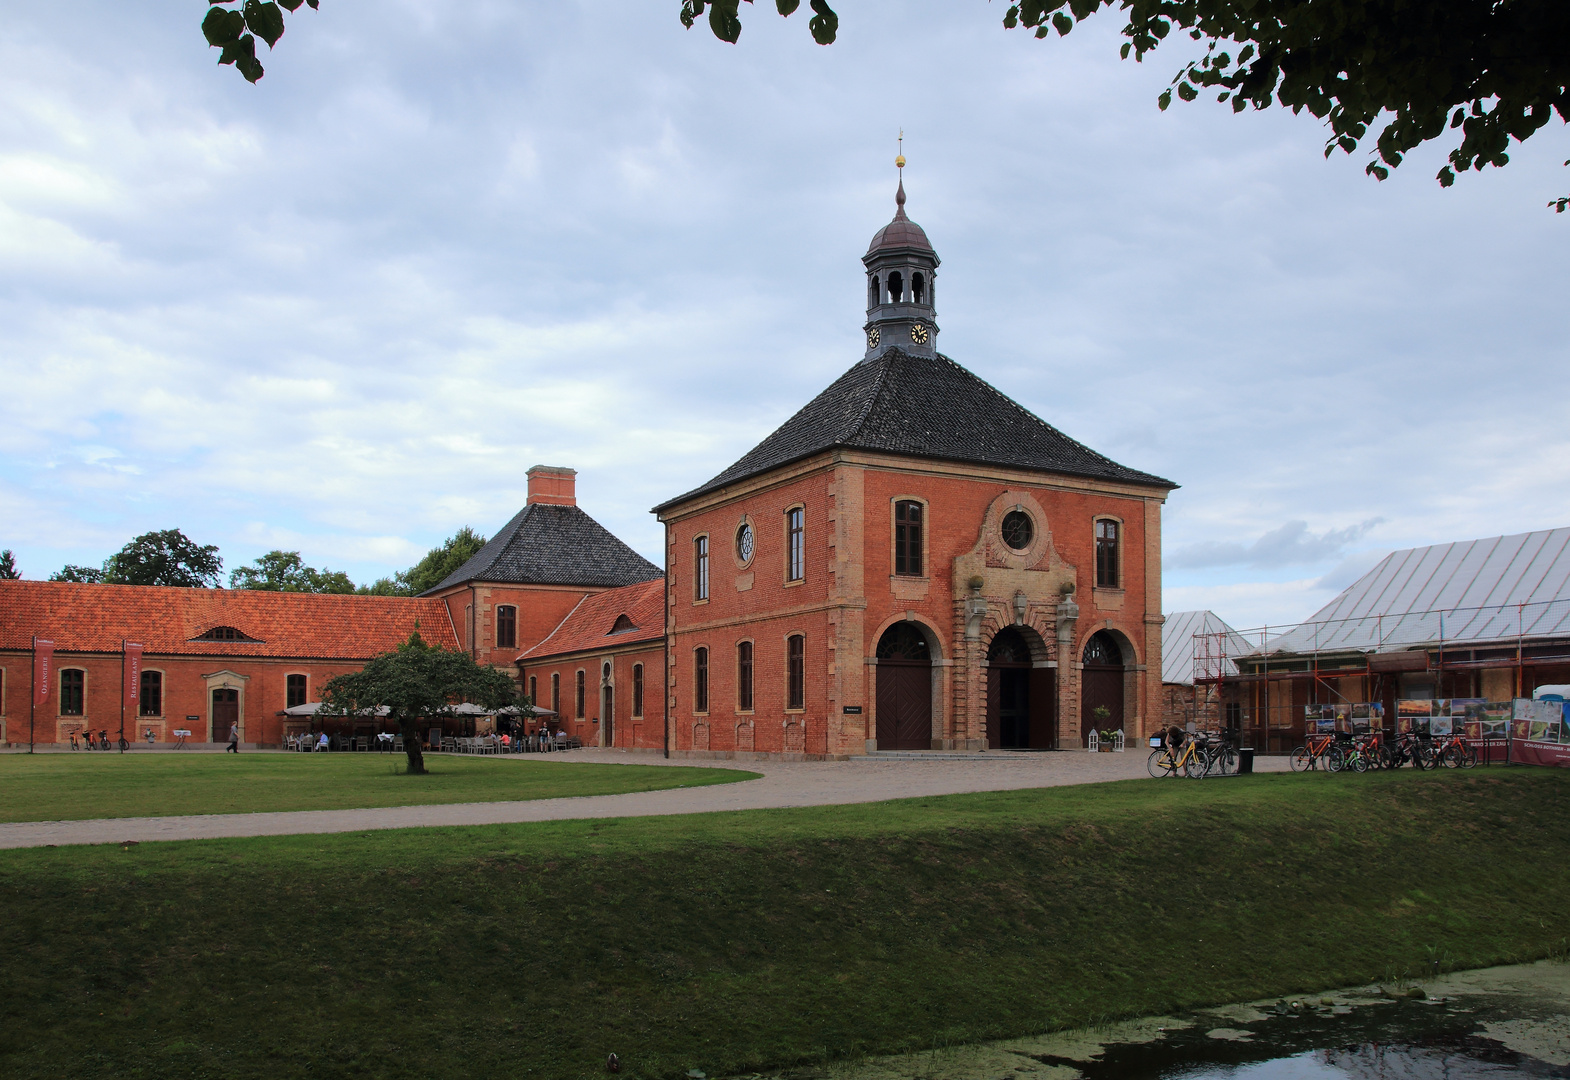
(862, 144), (940, 359)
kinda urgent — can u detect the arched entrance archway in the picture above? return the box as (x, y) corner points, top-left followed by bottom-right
(875, 623), (933, 750)
(1080, 630), (1126, 746)
(987, 627), (1057, 749)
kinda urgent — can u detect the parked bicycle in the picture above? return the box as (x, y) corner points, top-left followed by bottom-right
(1290, 733), (1344, 773)
(1434, 731), (1477, 769)
(1148, 729), (1210, 778)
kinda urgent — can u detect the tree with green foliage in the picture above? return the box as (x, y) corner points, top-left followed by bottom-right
(50, 529), (223, 588)
(229, 550), (358, 593)
(201, 3), (1569, 207)
(319, 628), (522, 774)
(0, 549), (20, 580)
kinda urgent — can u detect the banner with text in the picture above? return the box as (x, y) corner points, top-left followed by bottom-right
(1512, 699), (1570, 767)
(31, 638), (53, 709)
(123, 641), (142, 716)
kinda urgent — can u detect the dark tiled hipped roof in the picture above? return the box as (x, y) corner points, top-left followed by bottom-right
(518, 578), (666, 662)
(429, 503), (661, 593)
(656, 349), (1175, 510)
(0, 581), (459, 657)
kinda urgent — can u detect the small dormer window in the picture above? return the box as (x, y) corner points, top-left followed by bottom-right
(609, 614), (638, 634)
(195, 625), (256, 642)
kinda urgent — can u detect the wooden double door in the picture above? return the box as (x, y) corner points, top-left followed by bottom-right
(876, 661), (932, 750)
(212, 688), (239, 743)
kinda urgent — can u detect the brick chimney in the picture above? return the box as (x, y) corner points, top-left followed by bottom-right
(526, 465), (577, 506)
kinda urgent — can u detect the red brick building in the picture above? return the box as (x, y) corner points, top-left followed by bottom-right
(0, 466), (662, 749)
(0, 583), (458, 748)
(648, 180), (1175, 758)
(516, 578), (665, 747)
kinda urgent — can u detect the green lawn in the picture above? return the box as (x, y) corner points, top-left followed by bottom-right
(0, 754), (754, 821)
(0, 768), (1567, 1080)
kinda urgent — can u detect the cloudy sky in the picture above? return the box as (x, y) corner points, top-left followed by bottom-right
(1, 1), (1566, 631)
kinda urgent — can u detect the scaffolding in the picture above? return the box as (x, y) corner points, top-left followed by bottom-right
(1192, 598), (1570, 752)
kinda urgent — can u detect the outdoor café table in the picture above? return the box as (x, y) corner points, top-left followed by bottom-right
(376, 733), (395, 752)
(172, 729), (191, 749)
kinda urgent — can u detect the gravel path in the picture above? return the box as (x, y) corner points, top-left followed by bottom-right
(0, 748), (1290, 850)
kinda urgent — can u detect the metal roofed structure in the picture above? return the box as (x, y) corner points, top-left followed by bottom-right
(1161, 610), (1252, 685)
(1188, 528), (1570, 753)
(1259, 527), (1570, 658)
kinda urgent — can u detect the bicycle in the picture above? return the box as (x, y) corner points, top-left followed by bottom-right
(1196, 731), (1238, 777)
(1148, 731), (1209, 778)
(1290, 733), (1344, 773)
(1435, 732), (1477, 769)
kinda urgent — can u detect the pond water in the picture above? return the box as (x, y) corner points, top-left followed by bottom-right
(734, 962), (1570, 1080)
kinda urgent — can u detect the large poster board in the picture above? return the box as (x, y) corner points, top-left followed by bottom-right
(1512, 699), (1570, 767)
(1303, 703), (1385, 733)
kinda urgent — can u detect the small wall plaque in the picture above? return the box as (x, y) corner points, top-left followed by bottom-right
(843, 706), (863, 714)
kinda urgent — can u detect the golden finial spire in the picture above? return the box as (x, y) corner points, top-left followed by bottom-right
(895, 129), (905, 171)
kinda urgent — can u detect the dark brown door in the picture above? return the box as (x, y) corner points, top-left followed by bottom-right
(876, 661), (931, 750)
(1080, 668), (1123, 746)
(212, 688), (239, 743)
(602, 685), (614, 746)
(1029, 667), (1058, 748)
(989, 666), (1030, 748)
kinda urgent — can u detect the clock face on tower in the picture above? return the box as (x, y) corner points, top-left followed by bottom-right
(867, 327), (880, 349)
(910, 322), (930, 345)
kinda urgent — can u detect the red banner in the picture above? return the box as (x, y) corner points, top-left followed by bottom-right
(123, 641), (142, 712)
(32, 638), (53, 708)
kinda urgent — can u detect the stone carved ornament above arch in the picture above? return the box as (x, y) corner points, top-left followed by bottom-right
(970, 490), (1060, 571)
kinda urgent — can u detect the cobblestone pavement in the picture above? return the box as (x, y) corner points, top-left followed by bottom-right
(0, 748), (1291, 850)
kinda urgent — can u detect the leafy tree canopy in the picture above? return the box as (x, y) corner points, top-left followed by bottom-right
(0, 549), (20, 580)
(229, 550), (357, 593)
(319, 628), (522, 774)
(50, 529), (223, 588)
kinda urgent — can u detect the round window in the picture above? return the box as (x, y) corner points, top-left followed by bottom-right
(736, 522), (755, 563)
(1001, 510), (1034, 551)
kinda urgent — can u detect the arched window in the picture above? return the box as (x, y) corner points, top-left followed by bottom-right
(632, 664), (643, 718)
(1095, 519), (1120, 588)
(196, 625), (255, 642)
(496, 605), (517, 649)
(786, 635), (805, 710)
(1083, 631), (1121, 667)
(876, 622), (930, 661)
(894, 500), (924, 576)
(140, 670), (163, 716)
(529, 676), (537, 706)
(60, 668), (84, 715)
(694, 647), (709, 713)
(575, 670), (585, 718)
(693, 535), (709, 602)
(551, 673), (560, 716)
(912, 271), (925, 304)
(887, 271), (903, 303)
(286, 673), (307, 709)
(869, 275), (880, 306)
(737, 641), (754, 711)
(785, 507), (804, 582)
(988, 628), (1030, 664)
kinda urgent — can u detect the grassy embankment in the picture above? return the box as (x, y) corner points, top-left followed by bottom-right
(0, 768), (1566, 1079)
(0, 754), (753, 822)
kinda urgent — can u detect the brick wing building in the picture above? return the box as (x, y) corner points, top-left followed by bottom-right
(649, 179), (1176, 758)
(0, 583), (458, 748)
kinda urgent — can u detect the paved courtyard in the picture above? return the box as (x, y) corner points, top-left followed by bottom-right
(0, 748), (1290, 850)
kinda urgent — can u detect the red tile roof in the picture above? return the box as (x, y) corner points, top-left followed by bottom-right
(0, 581), (460, 658)
(518, 578), (665, 662)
